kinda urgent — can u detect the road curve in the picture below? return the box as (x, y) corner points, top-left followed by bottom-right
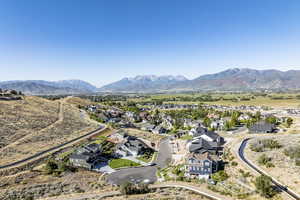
(0, 125), (106, 169)
(238, 138), (300, 200)
(152, 183), (231, 200)
(43, 183), (227, 200)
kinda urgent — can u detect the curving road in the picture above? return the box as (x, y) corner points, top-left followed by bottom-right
(238, 138), (300, 200)
(107, 136), (173, 186)
(0, 125), (106, 169)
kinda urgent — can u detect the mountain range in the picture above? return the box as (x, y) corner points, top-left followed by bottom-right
(0, 80), (98, 95)
(2, 68), (300, 94)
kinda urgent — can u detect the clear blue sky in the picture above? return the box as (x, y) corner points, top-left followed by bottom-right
(1, 0), (300, 87)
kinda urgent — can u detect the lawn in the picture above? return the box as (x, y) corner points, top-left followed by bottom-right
(108, 158), (141, 169)
(179, 135), (193, 140)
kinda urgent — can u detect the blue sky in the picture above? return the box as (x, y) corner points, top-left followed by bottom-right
(0, 0), (300, 87)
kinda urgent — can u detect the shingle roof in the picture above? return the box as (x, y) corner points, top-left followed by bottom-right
(187, 152), (218, 161)
(249, 121), (275, 132)
(189, 138), (219, 152)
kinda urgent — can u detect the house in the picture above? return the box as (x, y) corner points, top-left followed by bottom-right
(238, 114), (250, 121)
(139, 112), (151, 122)
(249, 121), (276, 133)
(125, 111), (140, 122)
(185, 152), (219, 180)
(140, 123), (156, 132)
(87, 105), (97, 112)
(189, 126), (207, 137)
(69, 143), (106, 170)
(189, 126), (225, 145)
(161, 115), (174, 130)
(152, 125), (167, 134)
(115, 135), (154, 157)
(187, 138), (222, 155)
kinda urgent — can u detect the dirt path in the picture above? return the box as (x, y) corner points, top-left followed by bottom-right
(0, 100), (64, 153)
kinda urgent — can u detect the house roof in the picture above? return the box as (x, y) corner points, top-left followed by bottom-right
(249, 121), (275, 132)
(192, 127), (222, 141)
(187, 152), (219, 161)
(69, 152), (93, 161)
(188, 138), (219, 152)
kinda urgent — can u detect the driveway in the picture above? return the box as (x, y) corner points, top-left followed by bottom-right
(93, 161), (115, 173)
(107, 166), (157, 185)
(106, 137), (172, 185)
(155, 137), (172, 168)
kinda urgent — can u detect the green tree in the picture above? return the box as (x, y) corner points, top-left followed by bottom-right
(224, 121), (233, 131)
(265, 116), (277, 125)
(211, 170), (229, 182)
(45, 160), (58, 174)
(203, 117), (212, 128)
(255, 175), (276, 198)
(255, 111), (261, 121)
(286, 117), (293, 128)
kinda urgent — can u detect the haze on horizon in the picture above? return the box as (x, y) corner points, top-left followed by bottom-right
(0, 0), (300, 87)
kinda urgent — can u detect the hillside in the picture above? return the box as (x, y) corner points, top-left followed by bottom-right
(0, 96), (98, 166)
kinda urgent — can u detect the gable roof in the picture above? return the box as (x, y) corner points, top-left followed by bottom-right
(187, 152), (218, 161)
(249, 121), (275, 132)
(188, 138), (219, 152)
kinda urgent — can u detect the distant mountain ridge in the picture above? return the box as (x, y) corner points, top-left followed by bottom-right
(99, 68), (300, 92)
(2, 68), (300, 94)
(99, 75), (188, 92)
(0, 80), (97, 95)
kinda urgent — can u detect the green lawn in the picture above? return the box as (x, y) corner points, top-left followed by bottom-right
(180, 135), (193, 140)
(109, 158), (140, 169)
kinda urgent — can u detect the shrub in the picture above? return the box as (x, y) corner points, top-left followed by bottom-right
(45, 160), (58, 174)
(211, 170), (229, 182)
(120, 182), (150, 195)
(250, 139), (281, 152)
(255, 175), (277, 198)
(258, 154), (271, 165)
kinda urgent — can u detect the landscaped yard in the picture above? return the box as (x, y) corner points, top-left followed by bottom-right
(109, 159), (140, 169)
(179, 135), (193, 140)
(136, 152), (155, 163)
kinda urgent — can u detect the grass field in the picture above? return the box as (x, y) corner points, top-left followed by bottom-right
(108, 158), (140, 169)
(131, 93), (300, 108)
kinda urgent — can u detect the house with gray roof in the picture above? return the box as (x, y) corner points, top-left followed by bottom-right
(69, 143), (106, 170)
(185, 152), (219, 180)
(186, 138), (222, 155)
(115, 135), (154, 157)
(249, 121), (276, 133)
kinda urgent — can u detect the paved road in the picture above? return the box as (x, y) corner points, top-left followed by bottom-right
(238, 138), (300, 200)
(107, 136), (172, 185)
(107, 166), (157, 185)
(0, 125), (106, 169)
(44, 182), (228, 200)
(155, 137), (172, 168)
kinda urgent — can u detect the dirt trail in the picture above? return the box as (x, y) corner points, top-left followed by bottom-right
(0, 99), (65, 153)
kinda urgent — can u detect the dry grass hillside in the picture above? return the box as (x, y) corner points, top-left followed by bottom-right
(0, 96), (98, 166)
(0, 96), (60, 149)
